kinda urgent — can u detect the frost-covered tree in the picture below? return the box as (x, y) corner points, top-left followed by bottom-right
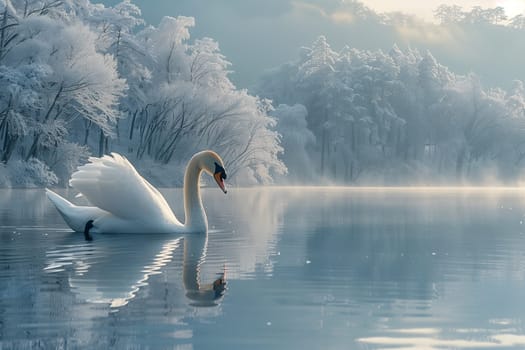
(72, 0), (147, 155)
(0, 1), (125, 185)
(2, 14), (125, 158)
(0, 0), (286, 187)
(272, 104), (314, 182)
(0, 65), (36, 163)
(434, 4), (464, 24)
(258, 36), (525, 184)
(434, 4), (508, 25)
(123, 16), (285, 185)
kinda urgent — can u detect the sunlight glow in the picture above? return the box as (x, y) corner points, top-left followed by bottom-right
(330, 11), (355, 23)
(497, 0), (525, 17)
(358, 332), (525, 348)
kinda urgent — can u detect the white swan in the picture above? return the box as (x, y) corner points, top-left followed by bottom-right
(46, 150), (227, 234)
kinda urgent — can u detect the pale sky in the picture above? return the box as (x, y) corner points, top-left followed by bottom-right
(360, 0), (525, 21)
(99, 0), (525, 89)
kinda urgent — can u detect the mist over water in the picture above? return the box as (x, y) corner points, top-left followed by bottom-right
(2, 187), (525, 349)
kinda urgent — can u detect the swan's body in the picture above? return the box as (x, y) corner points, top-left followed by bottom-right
(46, 151), (227, 234)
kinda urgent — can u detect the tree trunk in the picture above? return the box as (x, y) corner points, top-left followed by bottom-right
(351, 121), (356, 152)
(83, 120), (91, 145)
(0, 8), (7, 60)
(1, 119), (8, 152)
(1, 122), (15, 163)
(26, 85), (63, 160)
(456, 146), (466, 180)
(129, 110), (137, 140)
(2, 135), (16, 163)
(25, 132), (40, 161)
(98, 129), (105, 157)
(320, 128), (326, 176)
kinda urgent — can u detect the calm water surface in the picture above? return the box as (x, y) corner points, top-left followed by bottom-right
(2, 187), (525, 349)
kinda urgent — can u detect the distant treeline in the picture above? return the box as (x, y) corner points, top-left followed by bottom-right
(260, 36), (525, 184)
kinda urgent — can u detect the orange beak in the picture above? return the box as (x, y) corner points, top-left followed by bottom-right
(214, 172), (227, 194)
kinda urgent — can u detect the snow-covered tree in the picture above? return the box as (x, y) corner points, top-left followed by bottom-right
(258, 36), (525, 184)
(123, 15), (285, 185)
(3, 15), (125, 159)
(272, 104), (314, 182)
(0, 0), (284, 186)
(0, 1), (125, 185)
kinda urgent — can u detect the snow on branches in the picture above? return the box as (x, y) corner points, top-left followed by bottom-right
(0, 0), (284, 186)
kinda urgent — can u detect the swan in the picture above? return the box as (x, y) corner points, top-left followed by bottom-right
(46, 150), (227, 234)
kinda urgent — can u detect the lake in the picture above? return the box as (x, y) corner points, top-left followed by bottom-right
(2, 187), (525, 349)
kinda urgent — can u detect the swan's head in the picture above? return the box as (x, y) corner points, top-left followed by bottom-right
(185, 273), (226, 307)
(199, 151), (227, 194)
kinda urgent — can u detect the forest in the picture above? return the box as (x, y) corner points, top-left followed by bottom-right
(260, 36), (525, 184)
(2, 0), (525, 186)
(0, 0), (284, 186)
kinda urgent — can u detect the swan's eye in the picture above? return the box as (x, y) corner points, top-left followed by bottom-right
(221, 171), (227, 180)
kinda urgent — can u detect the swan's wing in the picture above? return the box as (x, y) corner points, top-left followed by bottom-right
(69, 153), (180, 224)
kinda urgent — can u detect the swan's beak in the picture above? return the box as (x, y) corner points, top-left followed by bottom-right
(214, 172), (227, 194)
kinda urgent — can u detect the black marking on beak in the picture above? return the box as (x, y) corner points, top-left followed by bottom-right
(214, 162), (227, 193)
(214, 162), (227, 180)
(84, 220), (94, 241)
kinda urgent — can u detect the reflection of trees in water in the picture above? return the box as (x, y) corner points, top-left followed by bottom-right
(1, 243), (80, 348)
(0, 190), (79, 347)
(0, 189), (61, 226)
(282, 190), (525, 303)
(194, 188), (287, 279)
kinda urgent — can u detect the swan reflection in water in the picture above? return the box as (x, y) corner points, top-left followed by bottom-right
(44, 232), (226, 310)
(183, 234), (226, 306)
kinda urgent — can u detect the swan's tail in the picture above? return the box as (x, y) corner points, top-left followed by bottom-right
(46, 188), (74, 213)
(46, 189), (106, 233)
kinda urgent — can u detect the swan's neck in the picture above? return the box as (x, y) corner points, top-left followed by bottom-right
(183, 156), (207, 232)
(183, 235), (208, 291)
